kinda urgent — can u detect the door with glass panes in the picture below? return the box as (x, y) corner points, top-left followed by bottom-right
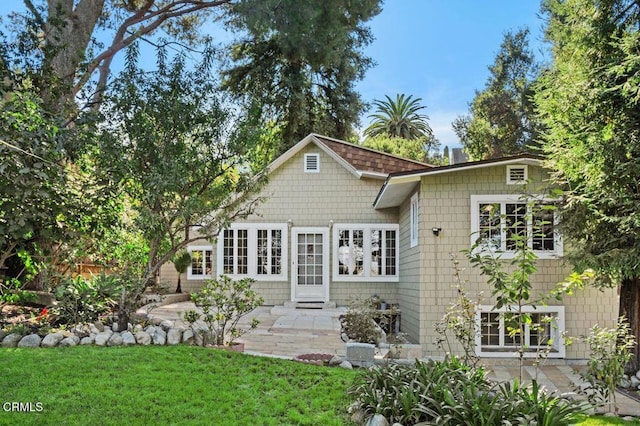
(291, 228), (329, 301)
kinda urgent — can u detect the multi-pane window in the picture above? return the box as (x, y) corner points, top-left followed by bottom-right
(257, 229), (282, 275)
(476, 305), (565, 358)
(188, 246), (213, 279)
(333, 224), (399, 281)
(217, 224), (287, 280)
(471, 195), (562, 258)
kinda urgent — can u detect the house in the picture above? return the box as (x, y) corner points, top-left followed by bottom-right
(161, 133), (618, 361)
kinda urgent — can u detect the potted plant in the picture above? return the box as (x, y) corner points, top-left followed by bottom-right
(187, 275), (263, 350)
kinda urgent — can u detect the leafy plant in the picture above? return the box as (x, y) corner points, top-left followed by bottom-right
(349, 357), (587, 425)
(189, 275), (263, 346)
(339, 297), (382, 344)
(53, 275), (118, 325)
(578, 317), (636, 414)
(171, 250), (191, 294)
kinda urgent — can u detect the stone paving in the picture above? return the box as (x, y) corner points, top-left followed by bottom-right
(142, 301), (640, 417)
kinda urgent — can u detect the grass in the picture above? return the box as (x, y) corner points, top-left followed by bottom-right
(0, 346), (359, 426)
(0, 346), (639, 425)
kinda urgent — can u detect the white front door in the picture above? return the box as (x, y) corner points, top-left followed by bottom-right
(291, 227), (329, 302)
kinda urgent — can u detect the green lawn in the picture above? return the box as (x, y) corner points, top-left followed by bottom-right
(0, 346), (359, 426)
(0, 346), (638, 426)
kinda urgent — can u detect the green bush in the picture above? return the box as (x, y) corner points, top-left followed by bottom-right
(53, 274), (119, 325)
(348, 357), (586, 425)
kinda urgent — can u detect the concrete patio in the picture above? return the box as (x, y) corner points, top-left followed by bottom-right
(141, 301), (640, 417)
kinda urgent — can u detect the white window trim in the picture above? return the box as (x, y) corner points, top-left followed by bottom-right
(470, 194), (563, 259)
(216, 223), (288, 281)
(332, 223), (399, 282)
(475, 305), (566, 358)
(410, 193), (419, 248)
(506, 165), (528, 185)
(187, 245), (213, 280)
(304, 153), (320, 173)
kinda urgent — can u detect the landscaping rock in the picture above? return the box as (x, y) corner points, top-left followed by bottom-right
(152, 328), (166, 345)
(93, 321), (105, 332)
(0, 330), (6, 341)
(150, 317), (163, 326)
(2, 333), (23, 348)
(339, 360), (353, 370)
(182, 329), (194, 344)
(366, 414), (389, 426)
(135, 332), (151, 345)
(111, 322), (120, 332)
(329, 355), (344, 366)
(59, 336), (80, 347)
(89, 324), (100, 335)
(41, 332), (65, 348)
(167, 328), (182, 345)
(144, 325), (156, 335)
(94, 331), (112, 346)
(194, 329), (214, 346)
(18, 334), (42, 348)
(160, 320), (174, 331)
(133, 324), (143, 333)
(627, 376), (638, 389)
(107, 332), (123, 346)
(70, 324), (90, 338)
(346, 342), (375, 367)
(121, 331), (136, 346)
(80, 336), (95, 345)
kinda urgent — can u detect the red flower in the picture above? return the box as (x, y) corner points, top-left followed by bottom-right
(36, 308), (49, 321)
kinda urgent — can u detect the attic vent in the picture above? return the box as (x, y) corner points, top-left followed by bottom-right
(304, 153), (320, 173)
(507, 165), (527, 185)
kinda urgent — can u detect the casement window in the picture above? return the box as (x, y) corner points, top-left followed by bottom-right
(475, 305), (566, 358)
(187, 246), (213, 280)
(410, 193), (419, 248)
(506, 165), (527, 185)
(332, 224), (399, 282)
(217, 223), (287, 280)
(470, 195), (562, 259)
(304, 153), (320, 173)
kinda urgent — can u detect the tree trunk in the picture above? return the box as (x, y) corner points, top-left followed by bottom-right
(619, 276), (640, 373)
(176, 275), (182, 293)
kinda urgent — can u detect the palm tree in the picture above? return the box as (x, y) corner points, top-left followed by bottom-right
(364, 94), (433, 140)
(172, 250), (191, 294)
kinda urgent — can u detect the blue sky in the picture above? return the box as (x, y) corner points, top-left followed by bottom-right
(359, 1), (548, 148)
(1, 1), (548, 148)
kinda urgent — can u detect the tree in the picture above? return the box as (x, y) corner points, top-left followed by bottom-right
(361, 134), (442, 164)
(99, 47), (266, 287)
(364, 94), (433, 140)
(535, 0), (640, 369)
(222, 0), (382, 152)
(3, 0), (240, 116)
(171, 250), (191, 294)
(453, 29), (541, 160)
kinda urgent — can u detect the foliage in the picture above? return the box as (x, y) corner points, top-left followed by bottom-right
(364, 93), (433, 141)
(100, 47), (267, 284)
(435, 253), (481, 367)
(535, 0), (640, 368)
(0, 346), (358, 425)
(348, 357), (586, 425)
(188, 275), (263, 346)
(339, 297), (382, 344)
(53, 275), (119, 325)
(222, 0), (381, 150)
(361, 134), (442, 163)
(453, 29), (541, 159)
(578, 317), (636, 414)
(171, 250), (191, 294)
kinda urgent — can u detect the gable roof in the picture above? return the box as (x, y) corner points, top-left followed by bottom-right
(373, 153), (546, 209)
(268, 133), (431, 180)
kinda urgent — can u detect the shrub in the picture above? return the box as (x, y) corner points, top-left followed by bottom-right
(189, 275), (263, 346)
(348, 357), (586, 425)
(53, 275), (118, 325)
(340, 297), (381, 344)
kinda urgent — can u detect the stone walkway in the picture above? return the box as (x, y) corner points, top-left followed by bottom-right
(142, 302), (640, 417)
